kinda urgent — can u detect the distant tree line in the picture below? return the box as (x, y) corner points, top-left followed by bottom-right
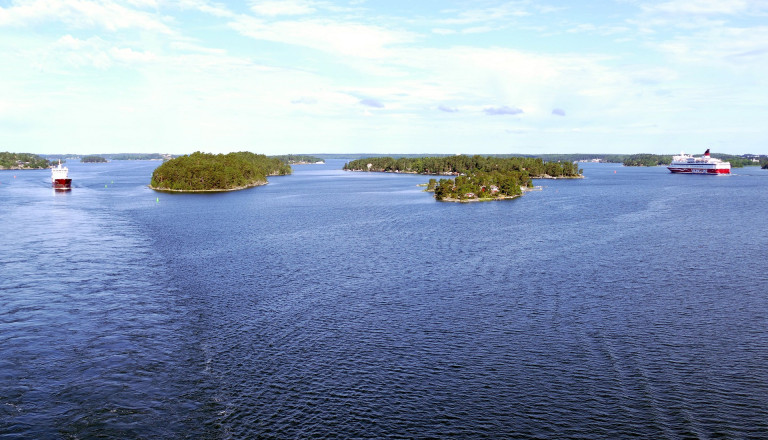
(107, 153), (167, 160)
(344, 155), (582, 201)
(272, 154), (324, 164)
(44, 153), (169, 161)
(717, 154), (761, 168)
(344, 155), (581, 176)
(150, 151), (291, 191)
(0, 152), (51, 169)
(622, 154), (674, 167)
(81, 155), (108, 163)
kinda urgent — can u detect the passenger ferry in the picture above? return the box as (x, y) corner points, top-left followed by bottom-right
(51, 160), (72, 190)
(668, 149), (730, 175)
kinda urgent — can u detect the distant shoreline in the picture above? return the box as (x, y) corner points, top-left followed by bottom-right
(0, 166), (49, 170)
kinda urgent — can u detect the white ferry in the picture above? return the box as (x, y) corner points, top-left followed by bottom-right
(668, 149), (730, 175)
(51, 160), (72, 190)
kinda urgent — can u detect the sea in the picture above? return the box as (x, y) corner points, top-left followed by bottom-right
(1, 159), (767, 439)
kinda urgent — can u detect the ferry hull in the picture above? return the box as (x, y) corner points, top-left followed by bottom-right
(667, 167), (730, 175)
(53, 178), (72, 190)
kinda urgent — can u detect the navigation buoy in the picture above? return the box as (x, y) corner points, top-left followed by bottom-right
(156, 197), (159, 203)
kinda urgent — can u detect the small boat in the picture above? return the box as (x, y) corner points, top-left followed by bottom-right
(668, 149), (730, 175)
(51, 160), (72, 190)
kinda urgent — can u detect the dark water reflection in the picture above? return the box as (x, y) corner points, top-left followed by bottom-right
(2, 160), (767, 438)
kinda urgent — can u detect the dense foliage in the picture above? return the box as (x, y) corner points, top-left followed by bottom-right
(81, 155), (107, 163)
(109, 153), (166, 160)
(272, 154), (324, 164)
(622, 154), (673, 166)
(344, 155), (582, 201)
(762, 160), (768, 170)
(344, 155), (581, 176)
(716, 154), (758, 168)
(150, 151), (291, 191)
(0, 152), (51, 169)
(430, 173), (529, 201)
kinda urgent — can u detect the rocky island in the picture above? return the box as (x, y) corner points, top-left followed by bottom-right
(81, 155), (108, 163)
(150, 151), (291, 192)
(344, 155), (582, 202)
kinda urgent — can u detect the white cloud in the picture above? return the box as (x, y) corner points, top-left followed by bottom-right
(642, 0), (753, 15)
(229, 16), (417, 58)
(0, 0), (172, 33)
(169, 40), (227, 55)
(43, 34), (156, 69)
(653, 25), (768, 67)
(249, 0), (317, 16)
(175, 0), (235, 18)
(109, 46), (157, 63)
(438, 4), (530, 25)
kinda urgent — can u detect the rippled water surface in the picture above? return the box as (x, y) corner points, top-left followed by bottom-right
(2, 160), (767, 439)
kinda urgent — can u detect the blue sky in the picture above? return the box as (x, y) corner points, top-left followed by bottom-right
(1, 0), (767, 155)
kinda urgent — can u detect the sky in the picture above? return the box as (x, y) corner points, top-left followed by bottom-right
(1, 0), (767, 155)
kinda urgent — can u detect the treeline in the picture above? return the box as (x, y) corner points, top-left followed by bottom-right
(150, 151), (291, 191)
(0, 152), (51, 169)
(623, 154), (673, 166)
(44, 153), (169, 161)
(344, 155), (582, 201)
(272, 154), (324, 164)
(81, 155), (107, 163)
(108, 153), (166, 160)
(343, 155), (582, 177)
(718, 154), (762, 168)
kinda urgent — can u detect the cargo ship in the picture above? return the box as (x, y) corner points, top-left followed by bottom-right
(668, 149), (730, 175)
(51, 160), (72, 190)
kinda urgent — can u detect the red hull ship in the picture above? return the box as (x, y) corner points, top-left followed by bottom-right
(51, 160), (72, 190)
(667, 149), (730, 175)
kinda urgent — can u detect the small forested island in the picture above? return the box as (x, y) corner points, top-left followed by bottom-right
(344, 155), (582, 202)
(272, 154), (325, 164)
(0, 152), (51, 169)
(81, 155), (108, 163)
(150, 151), (291, 192)
(622, 154), (673, 167)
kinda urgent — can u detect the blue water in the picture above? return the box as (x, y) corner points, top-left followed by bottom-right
(2, 160), (767, 439)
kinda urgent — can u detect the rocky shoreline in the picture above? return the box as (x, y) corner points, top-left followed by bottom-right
(149, 180), (268, 193)
(434, 186), (543, 203)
